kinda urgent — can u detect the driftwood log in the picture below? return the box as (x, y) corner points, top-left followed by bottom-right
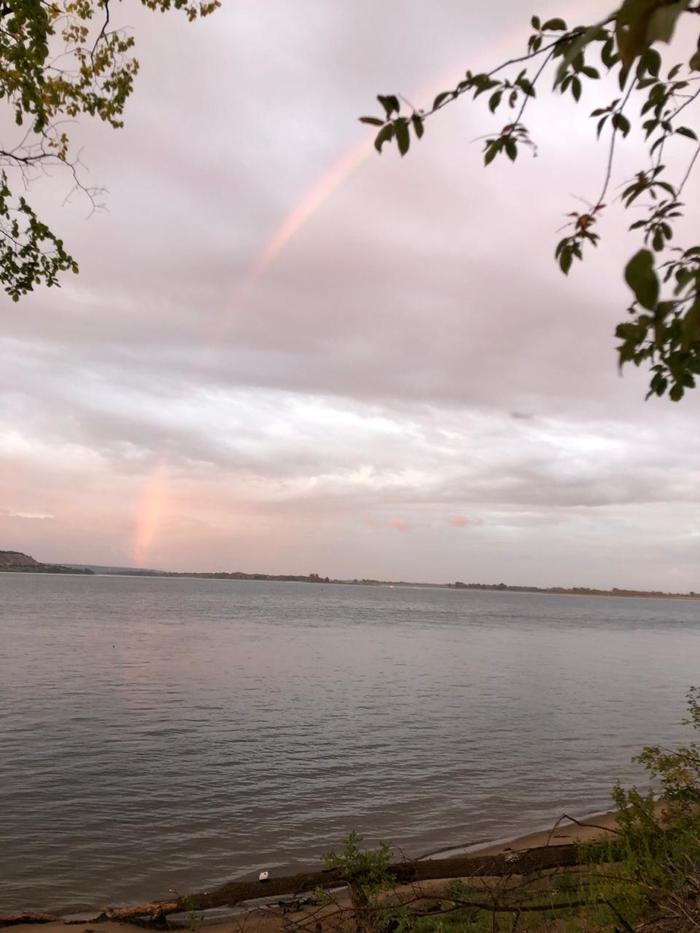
(0, 842), (586, 928)
(0, 915), (60, 929)
(191, 842), (580, 911)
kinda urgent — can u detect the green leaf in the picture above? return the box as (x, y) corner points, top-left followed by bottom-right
(645, 47), (662, 77)
(617, 0), (689, 84)
(473, 76), (499, 97)
(555, 23), (605, 85)
(359, 116), (384, 126)
(411, 113), (424, 139)
(377, 94), (400, 117)
(394, 118), (410, 156)
(601, 37), (618, 69)
(373, 123), (394, 153)
(649, 372), (668, 396)
(530, 15), (541, 30)
(612, 112), (631, 136)
(676, 126), (698, 140)
(556, 240), (573, 274)
(488, 90), (502, 113)
(504, 137), (517, 161)
(624, 248), (659, 310)
(616, 4), (652, 82)
(646, 2), (687, 45)
(542, 17), (566, 30)
(483, 140), (500, 165)
(432, 91), (453, 109)
(683, 295), (700, 343)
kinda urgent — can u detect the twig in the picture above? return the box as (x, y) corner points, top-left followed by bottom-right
(596, 76), (637, 208)
(679, 141), (700, 194)
(545, 812), (622, 848)
(91, 0), (112, 59)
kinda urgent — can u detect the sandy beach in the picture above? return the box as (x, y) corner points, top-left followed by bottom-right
(466, 809), (619, 856)
(3, 809), (621, 933)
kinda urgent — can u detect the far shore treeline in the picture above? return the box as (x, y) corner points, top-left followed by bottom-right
(1, 549), (698, 600)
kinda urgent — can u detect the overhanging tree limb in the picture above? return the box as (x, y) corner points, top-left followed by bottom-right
(0, 0), (219, 302)
(361, 2), (700, 401)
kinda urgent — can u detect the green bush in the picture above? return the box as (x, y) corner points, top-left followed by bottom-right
(322, 831), (395, 933)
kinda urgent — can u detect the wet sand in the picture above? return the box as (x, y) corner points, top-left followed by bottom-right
(464, 808), (619, 856)
(3, 810), (621, 933)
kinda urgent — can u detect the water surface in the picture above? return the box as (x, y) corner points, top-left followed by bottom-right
(1, 574), (699, 912)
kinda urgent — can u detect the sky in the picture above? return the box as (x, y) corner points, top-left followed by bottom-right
(2, 0), (700, 589)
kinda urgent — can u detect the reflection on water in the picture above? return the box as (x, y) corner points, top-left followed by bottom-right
(1, 573), (699, 912)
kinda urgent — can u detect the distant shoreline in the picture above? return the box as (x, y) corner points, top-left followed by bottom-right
(105, 573), (700, 601)
(0, 565), (94, 575)
(2, 549), (699, 601)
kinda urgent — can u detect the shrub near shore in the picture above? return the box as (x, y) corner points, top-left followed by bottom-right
(296, 689), (700, 932)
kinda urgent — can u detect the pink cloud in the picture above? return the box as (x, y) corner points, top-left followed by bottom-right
(390, 518), (411, 533)
(449, 515), (483, 528)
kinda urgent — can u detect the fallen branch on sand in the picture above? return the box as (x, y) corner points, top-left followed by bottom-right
(0, 842), (588, 928)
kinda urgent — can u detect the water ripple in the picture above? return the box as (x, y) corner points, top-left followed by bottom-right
(1, 574), (699, 912)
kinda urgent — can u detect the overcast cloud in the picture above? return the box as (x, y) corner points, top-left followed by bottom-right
(2, 0), (700, 588)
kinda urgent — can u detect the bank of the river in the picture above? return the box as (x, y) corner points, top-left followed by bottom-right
(1, 809), (621, 930)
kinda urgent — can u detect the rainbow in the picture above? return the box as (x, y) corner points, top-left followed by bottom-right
(246, 136), (373, 283)
(131, 461), (170, 566)
(244, 0), (610, 284)
(130, 0), (604, 562)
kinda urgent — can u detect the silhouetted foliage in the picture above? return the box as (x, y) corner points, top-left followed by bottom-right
(363, 1), (700, 402)
(1, 0), (218, 300)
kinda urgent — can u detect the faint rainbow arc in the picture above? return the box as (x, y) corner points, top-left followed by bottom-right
(131, 461), (170, 566)
(243, 0), (609, 284)
(131, 0), (604, 564)
(246, 137), (372, 284)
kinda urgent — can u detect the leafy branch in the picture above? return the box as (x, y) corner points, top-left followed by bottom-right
(0, 0), (219, 301)
(361, 0), (700, 401)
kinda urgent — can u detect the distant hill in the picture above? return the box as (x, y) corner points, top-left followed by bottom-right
(0, 550), (93, 574)
(0, 550), (40, 569)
